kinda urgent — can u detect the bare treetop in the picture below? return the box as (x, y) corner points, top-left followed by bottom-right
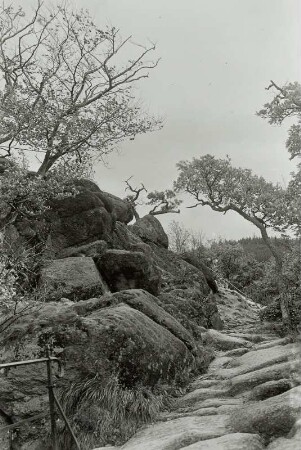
(124, 177), (181, 219)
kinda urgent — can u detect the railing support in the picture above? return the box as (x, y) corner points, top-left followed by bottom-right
(45, 344), (59, 450)
(0, 347), (80, 450)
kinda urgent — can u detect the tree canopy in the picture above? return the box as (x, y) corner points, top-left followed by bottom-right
(0, 1), (161, 174)
(258, 80), (301, 234)
(174, 154), (289, 233)
(257, 81), (301, 160)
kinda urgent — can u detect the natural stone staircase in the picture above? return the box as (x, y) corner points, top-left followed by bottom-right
(94, 292), (301, 450)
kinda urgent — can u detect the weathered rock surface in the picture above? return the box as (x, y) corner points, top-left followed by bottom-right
(96, 249), (161, 295)
(47, 191), (114, 252)
(43, 181), (130, 254)
(85, 302), (194, 387)
(180, 252), (219, 294)
(213, 343), (297, 379)
(267, 423), (301, 449)
(73, 179), (134, 224)
(93, 292), (301, 450)
(175, 387), (228, 409)
(39, 256), (107, 300)
(99, 190), (133, 224)
(247, 378), (292, 401)
(120, 415), (229, 449)
(0, 289), (198, 446)
(180, 433), (265, 450)
(57, 239), (108, 258)
(202, 329), (252, 351)
(228, 386), (301, 438)
(229, 360), (300, 395)
(158, 290), (222, 336)
(111, 289), (197, 353)
(130, 214), (169, 248)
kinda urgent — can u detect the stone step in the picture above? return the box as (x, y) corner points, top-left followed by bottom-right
(180, 432), (265, 450)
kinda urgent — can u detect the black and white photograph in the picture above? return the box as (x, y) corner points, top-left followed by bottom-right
(0, 1), (300, 449)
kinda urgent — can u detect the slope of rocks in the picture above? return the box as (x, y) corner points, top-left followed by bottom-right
(1, 180), (299, 449)
(0, 180), (222, 449)
(94, 289), (301, 450)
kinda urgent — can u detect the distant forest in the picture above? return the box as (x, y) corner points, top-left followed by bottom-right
(235, 236), (294, 263)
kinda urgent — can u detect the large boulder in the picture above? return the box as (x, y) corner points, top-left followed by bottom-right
(130, 215), (169, 248)
(111, 289), (197, 353)
(180, 252), (219, 293)
(96, 250), (161, 296)
(85, 302), (194, 386)
(158, 290), (223, 335)
(47, 191), (114, 252)
(74, 179), (134, 224)
(39, 257), (107, 300)
(46, 180), (133, 254)
(101, 191), (133, 224)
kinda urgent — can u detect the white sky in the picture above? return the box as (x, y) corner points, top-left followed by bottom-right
(28, 0), (301, 239)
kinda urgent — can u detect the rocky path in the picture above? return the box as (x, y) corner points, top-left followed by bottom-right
(95, 291), (301, 450)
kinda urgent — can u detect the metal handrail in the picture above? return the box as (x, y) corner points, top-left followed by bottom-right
(0, 356), (64, 375)
(0, 345), (80, 450)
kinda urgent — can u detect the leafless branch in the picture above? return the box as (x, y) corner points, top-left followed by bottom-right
(124, 176), (147, 202)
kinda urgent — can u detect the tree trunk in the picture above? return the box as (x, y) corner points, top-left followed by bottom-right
(37, 151), (58, 176)
(260, 227), (291, 329)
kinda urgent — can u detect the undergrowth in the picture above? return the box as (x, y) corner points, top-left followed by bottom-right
(56, 375), (173, 449)
(52, 338), (215, 449)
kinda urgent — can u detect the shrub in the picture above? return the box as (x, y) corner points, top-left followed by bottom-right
(0, 158), (92, 221)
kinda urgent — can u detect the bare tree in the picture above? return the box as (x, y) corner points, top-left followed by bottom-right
(124, 176), (147, 220)
(124, 177), (182, 219)
(0, 1), (161, 174)
(167, 221), (192, 253)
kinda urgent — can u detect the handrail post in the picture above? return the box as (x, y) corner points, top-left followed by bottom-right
(45, 344), (59, 450)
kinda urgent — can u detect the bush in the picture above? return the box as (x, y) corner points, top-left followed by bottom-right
(0, 158), (92, 222)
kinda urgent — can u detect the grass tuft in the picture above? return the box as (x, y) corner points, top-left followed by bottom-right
(57, 374), (172, 449)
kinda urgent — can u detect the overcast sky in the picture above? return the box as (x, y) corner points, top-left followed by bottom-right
(40, 0), (301, 239)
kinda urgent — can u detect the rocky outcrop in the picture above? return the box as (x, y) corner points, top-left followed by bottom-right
(180, 252), (219, 294)
(73, 179), (134, 224)
(0, 289), (198, 446)
(44, 180), (133, 255)
(47, 191), (114, 252)
(96, 250), (161, 296)
(130, 214), (169, 248)
(0, 179), (224, 449)
(96, 294), (300, 450)
(158, 290), (223, 336)
(112, 289), (197, 354)
(100, 191), (133, 224)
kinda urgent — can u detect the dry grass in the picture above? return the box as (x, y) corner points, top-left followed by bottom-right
(56, 374), (172, 449)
